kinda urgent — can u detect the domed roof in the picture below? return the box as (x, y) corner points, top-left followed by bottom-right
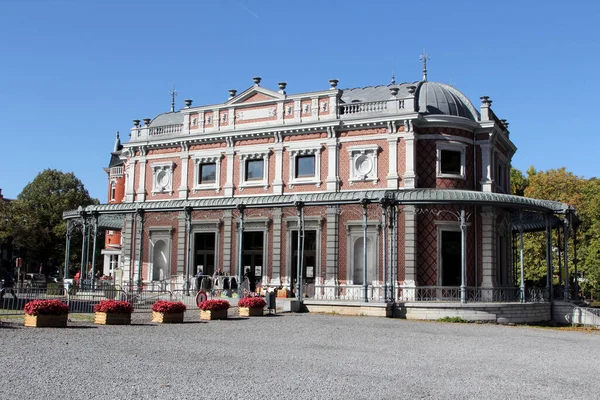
(149, 112), (184, 127)
(415, 81), (479, 121)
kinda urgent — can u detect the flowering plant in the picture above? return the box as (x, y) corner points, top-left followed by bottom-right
(198, 299), (230, 311)
(152, 300), (187, 314)
(24, 299), (69, 316)
(94, 300), (133, 314)
(238, 297), (266, 308)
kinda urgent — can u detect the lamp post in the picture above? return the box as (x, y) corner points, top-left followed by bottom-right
(460, 208), (467, 304)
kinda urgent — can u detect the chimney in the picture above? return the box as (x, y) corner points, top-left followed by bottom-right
(278, 82), (287, 94)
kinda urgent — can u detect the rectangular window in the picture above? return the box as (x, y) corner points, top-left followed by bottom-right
(245, 159), (264, 180)
(295, 155), (315, 178)
(440, 150), (462, 175)
(199, 163), (216, 184)
(110, 182), (116, 201)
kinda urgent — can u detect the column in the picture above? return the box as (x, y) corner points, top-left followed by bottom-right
(545, 214), (553, 301)
(480, 142), (493, 192)
(460, 209), (467, 304)
(403, 120), (417, 189)
(387, 135), (399, 189)
(271, 208), (282, 284)
(224, 147), (235, 197)
(480, 207), (496, 288)
(125, 161), (135, 202)
(121, 214), (133, 287)
(136, 210), (144, 290)
(176, 211), (186, 277)
(179, 144), (189, 199)
(136, 158), (147, 202)
(222, 210), (233, 275)
(273, 143), (284, 195)
(403, 205), (417, 300)
(325, 206), (339, 299)
(326, 130), (339, 192)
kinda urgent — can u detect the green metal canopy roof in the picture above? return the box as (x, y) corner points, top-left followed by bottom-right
(63, 189), (570, 220)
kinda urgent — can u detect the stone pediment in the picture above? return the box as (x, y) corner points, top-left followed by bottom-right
(227, 86), (285, 105)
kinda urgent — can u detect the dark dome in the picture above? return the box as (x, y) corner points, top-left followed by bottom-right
(416, 81), (479, 120)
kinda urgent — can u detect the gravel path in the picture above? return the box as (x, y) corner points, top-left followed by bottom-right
(1, 312), (599, 400)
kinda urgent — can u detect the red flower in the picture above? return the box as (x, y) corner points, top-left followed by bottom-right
(152, 300), (187, 314)
(94, 300), (133, 314)
(238, 297), (266, 308)
(198, 299), (230, 311)
(24, 300), (69, 316)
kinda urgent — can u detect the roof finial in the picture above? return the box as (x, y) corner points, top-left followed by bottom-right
(170, 85), (178, 112)
(114, 131), (121, 152)
(419, 49), (430, 81)
(391, 68), (396, 84)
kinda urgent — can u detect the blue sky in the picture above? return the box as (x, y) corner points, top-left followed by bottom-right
(1, 0), (598, 201)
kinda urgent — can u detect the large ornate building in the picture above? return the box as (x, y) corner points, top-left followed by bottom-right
(65, 70), (573, 311)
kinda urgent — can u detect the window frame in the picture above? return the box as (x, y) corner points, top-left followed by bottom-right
(436, 142), (466, 179)
(192, 153), (222, 193)
(239, 150), (270, 190)
(287, 143), (322, 188)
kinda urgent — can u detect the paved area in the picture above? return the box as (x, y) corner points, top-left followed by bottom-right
(1, 312), (599, 399)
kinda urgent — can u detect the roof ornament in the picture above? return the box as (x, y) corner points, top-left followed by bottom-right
(419, 49), (430, 81)
(114, 131), (121, 152)
(391, 68), (396, 84)
(170, 85), (178, 112)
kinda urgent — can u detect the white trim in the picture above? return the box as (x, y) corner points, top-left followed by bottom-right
(347, 144), (379, 185)
(345, 222), (379, 284)
(192, 152), (222, 193)
(286, 143), (322, 188)
(151, 161), (175, 194)
(238, 149), (270, 190)
(436, 142), (466, 180)
(148, 227), (173, 281)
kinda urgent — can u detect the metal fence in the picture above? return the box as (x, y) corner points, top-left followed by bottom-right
(571, 307), (600, 329)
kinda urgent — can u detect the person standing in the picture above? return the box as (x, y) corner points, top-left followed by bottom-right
(0, 269), (18, 301)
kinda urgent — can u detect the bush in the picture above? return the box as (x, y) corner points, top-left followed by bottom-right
(24, 299), (69, 316)
(94, 300), (133, 314)
(152, 300), (187, 314)
(238, 297), (267, 308)
(198, 299), (230, 311)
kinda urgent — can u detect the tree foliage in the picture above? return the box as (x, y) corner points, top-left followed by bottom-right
(8, 169), (98, 273)
(512, 167), (600, 298)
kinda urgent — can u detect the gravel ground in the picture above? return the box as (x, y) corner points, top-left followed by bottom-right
(1, 311), (599, 400)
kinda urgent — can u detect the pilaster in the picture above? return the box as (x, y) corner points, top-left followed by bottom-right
(325, 206), (339, 282)
(271, 208), (282, 283)
(326, 127), (339, 192)
(404, 205), (417, 283)
(403, 120), (417, 189)
(386, 134), (399, 189)
(136, 151), (147, 202)
(224, 146), (235, 197)
(273, 143), (284, 195)
(178, 144), (189, 199)
(481, 207), (496, 288)
(177, 211), (186, 276)
(480, 142), (494, 192)
(222, 210), (233, 274)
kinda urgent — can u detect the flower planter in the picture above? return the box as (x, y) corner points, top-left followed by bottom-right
(239, 307), (264, 317)
(24, 313), (68, 328)
(152, 311), (184, 324)
(94, 312), (131, 325)
(200, 309), (228, 320)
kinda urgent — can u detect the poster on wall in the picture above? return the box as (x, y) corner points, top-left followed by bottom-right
(306, 266), (314, 278)
(255, 265), (262, 277)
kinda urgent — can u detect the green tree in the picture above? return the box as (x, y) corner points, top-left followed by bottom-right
(9, 169), (99, 274)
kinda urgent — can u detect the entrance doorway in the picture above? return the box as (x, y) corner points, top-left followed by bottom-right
(440, 230), (461, 286)
(291, 230), (317, 288)
(194, 232), (215, 276)
(242, 231), (264, 284)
